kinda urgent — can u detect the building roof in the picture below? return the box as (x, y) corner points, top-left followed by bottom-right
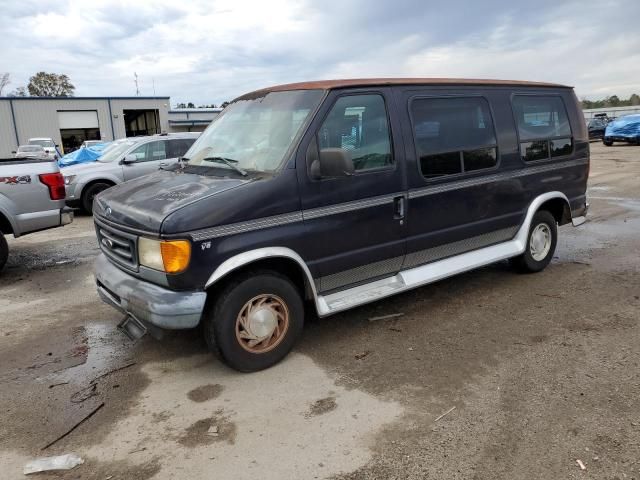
(237, 77), (571, 100)
(0, 96), (170, 101)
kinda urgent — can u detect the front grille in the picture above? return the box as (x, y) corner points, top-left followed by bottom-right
(95, 219), (138, 271)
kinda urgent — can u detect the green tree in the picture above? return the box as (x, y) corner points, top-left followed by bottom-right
(606, 95), (620, 107)
(10, 86), (27, 97)
(187, 102), (195, 108)
(630, 93), (640, 106)
(0, 73), (10, 96)
(27, 72), (75, 97)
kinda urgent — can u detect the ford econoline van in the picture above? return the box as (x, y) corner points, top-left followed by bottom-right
(93, 78), (589, 372)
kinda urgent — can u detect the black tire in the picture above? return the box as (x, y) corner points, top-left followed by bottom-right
(603, 138), (613, 146)
(82, 182), (112, 214)
(203, 271), (304, 372)
(510, 210), (558, 273)
(0, 232), (8, 273)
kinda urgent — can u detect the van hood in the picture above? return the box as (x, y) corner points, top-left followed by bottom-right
(93, 170), (254, 232)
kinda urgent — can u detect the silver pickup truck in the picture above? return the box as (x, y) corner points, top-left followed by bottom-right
(0, 158), (73, 272)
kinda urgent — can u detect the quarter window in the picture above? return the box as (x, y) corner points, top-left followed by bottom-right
(512, 95), (573, 162)
(411, 97), (498, 179)
(316, 94), (392, 172)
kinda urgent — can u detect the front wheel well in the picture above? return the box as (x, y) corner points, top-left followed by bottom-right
(205, 257), (314, 302)
(538, 197), (572, 226)
(80, 179), (116, 199)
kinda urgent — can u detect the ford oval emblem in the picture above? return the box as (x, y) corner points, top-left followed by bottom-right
(106, 206), (112, 216)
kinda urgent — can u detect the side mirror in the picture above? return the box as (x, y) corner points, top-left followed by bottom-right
(55, 144), (60, 148)
(121, 154), (137, 164)
(11, 151), (16, 154)
(312, 148), (355, 178)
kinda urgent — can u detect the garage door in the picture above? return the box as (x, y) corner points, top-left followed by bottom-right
(57, 111), (99, 129)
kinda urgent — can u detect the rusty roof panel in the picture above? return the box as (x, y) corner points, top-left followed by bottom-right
(235, 78), (571, 101)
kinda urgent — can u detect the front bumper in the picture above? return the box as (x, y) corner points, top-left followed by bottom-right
(94, 254), (207, 330)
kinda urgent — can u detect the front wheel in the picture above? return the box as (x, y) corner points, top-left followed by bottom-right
(203, 271), (304, 372)
(511, 210), (558, 273)
(81, 182), (112, 214)
(0, 232), (8, 273)
(603, 138), (613, 146)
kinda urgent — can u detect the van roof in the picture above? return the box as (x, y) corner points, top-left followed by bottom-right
(238, 78), (571, 100)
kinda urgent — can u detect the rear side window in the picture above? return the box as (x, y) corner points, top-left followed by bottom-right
(317, 94), (393, 172)
(410, 97), (498, 179)
(512, 95), (573, 162)
(168, 138), (196, 158)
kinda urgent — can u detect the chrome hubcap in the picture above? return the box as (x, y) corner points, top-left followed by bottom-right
(530, 223), (552, 261)
(236, 294), (289, 353)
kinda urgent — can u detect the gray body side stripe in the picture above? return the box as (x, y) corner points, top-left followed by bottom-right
(409, 157), (588, 199)
(190, 158), (587, 241)
(191, 212), (303, 241)
(303, 193), (397, 220)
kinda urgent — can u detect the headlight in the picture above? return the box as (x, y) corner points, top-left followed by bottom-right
(138, 237), (191, 273)
(63, 175), (76, 185)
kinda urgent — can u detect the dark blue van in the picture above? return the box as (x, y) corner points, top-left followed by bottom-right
(93, 78), (589, 372)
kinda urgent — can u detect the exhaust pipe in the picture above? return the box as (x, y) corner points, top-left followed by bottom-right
(117, 315), (147, 342)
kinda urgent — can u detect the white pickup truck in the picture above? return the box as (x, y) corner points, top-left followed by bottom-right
(0, 158), (73, 272)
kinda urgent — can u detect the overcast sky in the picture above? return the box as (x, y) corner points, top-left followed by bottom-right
(2, 0), (639, 105)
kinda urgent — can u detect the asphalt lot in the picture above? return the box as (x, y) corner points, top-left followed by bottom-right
(0, 142), (639, 479)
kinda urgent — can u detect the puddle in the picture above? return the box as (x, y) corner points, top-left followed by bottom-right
(53, 323), (133, 384)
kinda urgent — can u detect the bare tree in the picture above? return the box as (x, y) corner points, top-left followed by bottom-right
(0, 73), (10, 96)
(27, 72), (75, 97)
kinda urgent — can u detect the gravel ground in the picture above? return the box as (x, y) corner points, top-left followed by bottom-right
(0, 142), (638, 479)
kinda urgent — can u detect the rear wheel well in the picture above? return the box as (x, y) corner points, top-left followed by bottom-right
(0, 212), (13, 235)
(205, 257), (314, 302)
(538, 197), (572, 226)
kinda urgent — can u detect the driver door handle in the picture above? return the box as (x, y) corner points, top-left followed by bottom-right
(393, 196), (405, 220)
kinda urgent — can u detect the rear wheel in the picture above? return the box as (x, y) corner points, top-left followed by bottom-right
(203, 271), (304, 372)
(82, 182), (112, 214)
(603, 138), (613, 146)
(0, 232), (8, 273)
(511, 210), (557, 273)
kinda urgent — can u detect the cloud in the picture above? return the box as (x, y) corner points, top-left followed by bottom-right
(1, 0), (638, 104)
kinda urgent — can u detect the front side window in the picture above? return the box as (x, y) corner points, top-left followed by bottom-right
(185, 90), (324, 173)
(411, 96), (497, 179)
(512, 95), (573, 162)
(315, 94), (392, 172)
(130, 140), (167, 162)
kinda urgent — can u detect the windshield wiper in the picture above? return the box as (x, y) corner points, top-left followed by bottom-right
(201, 156), (248, 176)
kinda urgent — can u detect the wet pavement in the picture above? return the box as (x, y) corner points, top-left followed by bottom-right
(0, 143), (639, 479)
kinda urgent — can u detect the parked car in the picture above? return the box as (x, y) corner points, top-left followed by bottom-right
(587, 118), (607, 140)
(62, 133), (199, 213)
(0, 157), (73, 272)
(81, 140), (104, 149)
(28, 137), (61, 159)
(92, 78), (589, 372)
(603, 114), (640, 146)
(12, 145), (48, 159)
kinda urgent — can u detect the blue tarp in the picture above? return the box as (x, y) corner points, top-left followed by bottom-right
(605, 114), (640, 140)
(58, 143), (109, 167)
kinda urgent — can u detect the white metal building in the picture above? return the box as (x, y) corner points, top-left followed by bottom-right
(0, 96), (171, 157)
(167, 108), (222, 132)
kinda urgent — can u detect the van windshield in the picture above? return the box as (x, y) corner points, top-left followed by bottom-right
(185, 89), (324, 173)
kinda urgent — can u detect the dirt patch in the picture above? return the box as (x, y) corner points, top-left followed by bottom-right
(187, 384), (224, 403)
(305, 396), (337, 417)
(176, 410), (237, 447)
(50, 456), (162, 480)
(151, 410), (173, 424)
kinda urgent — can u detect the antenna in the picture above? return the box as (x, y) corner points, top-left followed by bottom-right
(134, 72), (139, 96)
